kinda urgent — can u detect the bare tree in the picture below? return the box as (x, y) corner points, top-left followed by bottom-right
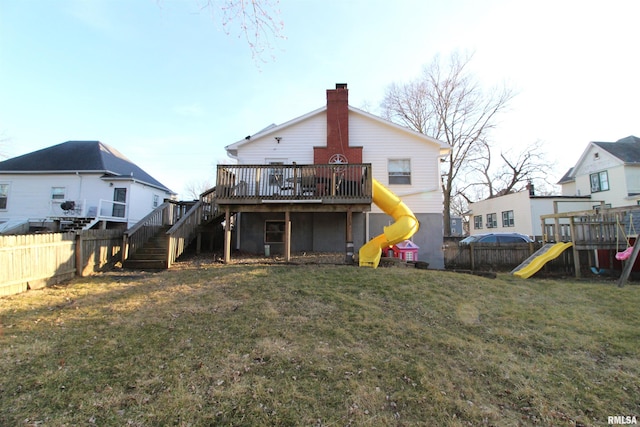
(462, 139), (555, 197)
(183, 179), (214, 200)
(381, 51), (516, 235)
(197, 0), (285, 62)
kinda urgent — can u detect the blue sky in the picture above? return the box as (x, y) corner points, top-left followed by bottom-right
(1, 0), (639, 198)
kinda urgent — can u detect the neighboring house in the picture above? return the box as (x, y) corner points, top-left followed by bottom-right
(466, 185), (592, 240)
(222, 83), (451, 268)
(0, 141), (175, 232)
(559, 135), (640, 208)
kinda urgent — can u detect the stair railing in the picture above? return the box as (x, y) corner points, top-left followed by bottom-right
(122, 201), (175, 263)
(165, 201), (203, 268)
(123, 188), (219, 268)
(164, 186), (221, 267)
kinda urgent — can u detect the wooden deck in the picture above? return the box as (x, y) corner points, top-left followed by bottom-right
(122, 164), (374, 268)
(215, 163), (372, 211)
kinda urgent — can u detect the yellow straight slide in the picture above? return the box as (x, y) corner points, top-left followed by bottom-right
(359, 178), (419, 268)
(512, 242), (573, 279)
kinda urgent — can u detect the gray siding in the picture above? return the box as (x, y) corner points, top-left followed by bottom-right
(236, 211), (444, 268)
(366, 213), (444, 269)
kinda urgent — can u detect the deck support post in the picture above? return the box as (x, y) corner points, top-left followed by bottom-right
(345, 209), (354, 264)
(570, 216), (581, 277)
(284, 211), (291, 262)
(224, 207), (231, 264)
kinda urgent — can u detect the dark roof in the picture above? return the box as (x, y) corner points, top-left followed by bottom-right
(0, 141), (173, 193)
(557, 167), (575, 184)
(593, 135), (640, 163)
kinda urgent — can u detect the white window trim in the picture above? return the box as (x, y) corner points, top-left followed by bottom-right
(388, 158), (411, 185)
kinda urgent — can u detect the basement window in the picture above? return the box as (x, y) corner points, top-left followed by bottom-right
(265, 220), (285, 243)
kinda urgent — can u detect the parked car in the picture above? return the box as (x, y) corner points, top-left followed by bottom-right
(459, 232), (533, 245)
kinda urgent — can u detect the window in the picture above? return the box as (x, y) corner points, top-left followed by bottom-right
(0, 184), (8, 210)
(388, 159), (411, 185)
(266, 159), (287, 186)
(486, 213), (497, 228)
(153, 194), (160, 208)
(265, 220), (285, 243)
(590, 171), (609, 192)
(51, 187), (65, 200)
(112, 188), (126, 218)
(474, 215), (482, 229)
(502, 210), (514, 227)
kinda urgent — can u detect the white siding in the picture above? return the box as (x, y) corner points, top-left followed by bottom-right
(235, 114), (326, 164)
(0, 173), (171, 227)
(575, 163), (627, 208)
(127, 182), (168, 224)
(625, 165), (640, 194)
(350, 113), (444, 214)
(560, 180), (577, 196)
(571, 145), (633, 207)
(469, 191), (594, 237)
(469, 192), (532, 235)
(232, 110), (446, 215)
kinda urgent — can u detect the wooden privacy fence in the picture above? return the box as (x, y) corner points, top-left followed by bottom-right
(444, 241), (542, 271)
(0, 230), (123, 296)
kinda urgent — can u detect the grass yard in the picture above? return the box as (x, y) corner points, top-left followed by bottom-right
(1, 260), (639, 426)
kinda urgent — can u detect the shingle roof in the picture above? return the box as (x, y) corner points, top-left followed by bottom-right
(557, 167), (575, 184)
(593, 135), (640, 163)
(0, 141), (173, 193)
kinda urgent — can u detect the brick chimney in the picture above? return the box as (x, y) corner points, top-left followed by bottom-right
(314, 83), (362, 164)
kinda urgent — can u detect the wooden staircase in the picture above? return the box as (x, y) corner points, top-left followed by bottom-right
(122, 192), (219, 270)
(123, 226), (171, 270)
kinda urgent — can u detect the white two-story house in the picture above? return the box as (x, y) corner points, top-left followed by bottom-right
(558, 135), (640, 207)
(219, 83), (451, 268)
(0, 141), (175, 233)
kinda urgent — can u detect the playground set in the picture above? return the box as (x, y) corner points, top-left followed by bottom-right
(511, 202), (640, 286)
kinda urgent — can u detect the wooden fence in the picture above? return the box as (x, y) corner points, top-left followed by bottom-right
(443, 239), (577, 274)
(444, 240), (539, 271)
(0, 229), (123, 296)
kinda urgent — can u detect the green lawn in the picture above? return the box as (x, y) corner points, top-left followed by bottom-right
(1, 261), (638, 426)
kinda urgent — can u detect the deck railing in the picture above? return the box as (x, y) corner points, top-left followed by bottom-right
(50, 199), (129, 222)
(200, 186), (220, 222)
(215, 163), (372, 204)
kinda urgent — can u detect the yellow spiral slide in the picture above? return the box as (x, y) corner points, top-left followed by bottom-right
(359, 179), (419, 268)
